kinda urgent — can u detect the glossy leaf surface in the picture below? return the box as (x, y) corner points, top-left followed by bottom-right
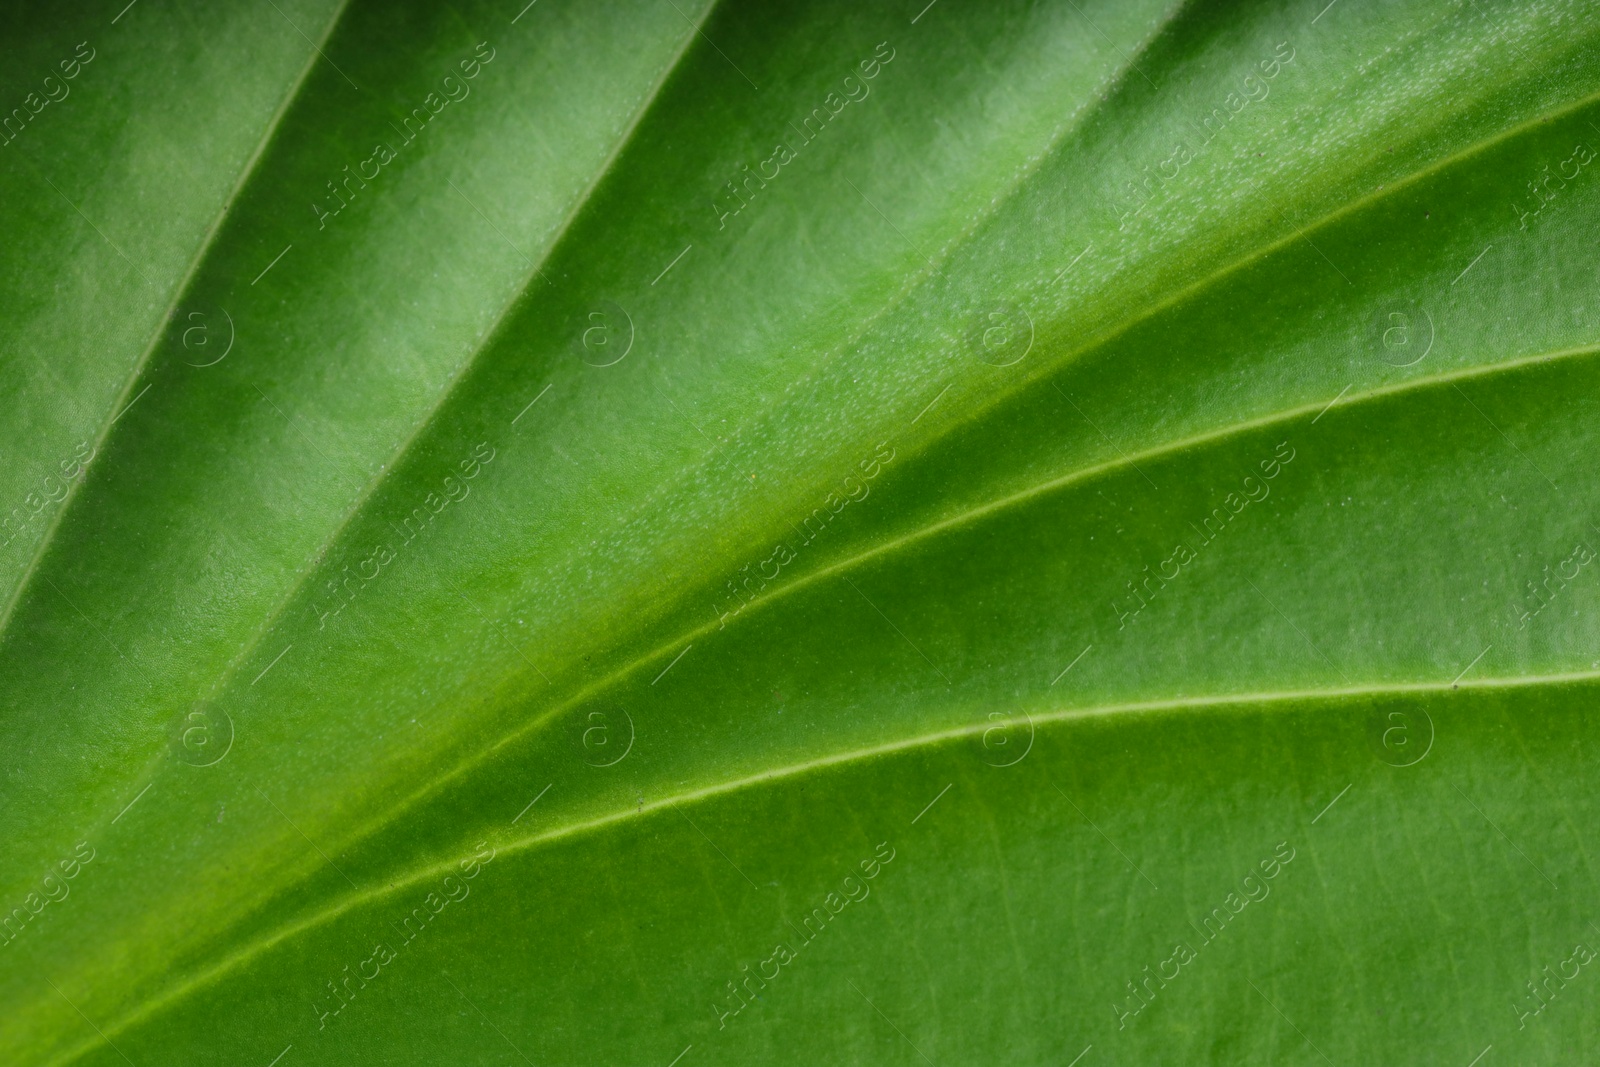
(3, 1), (1599, 1064)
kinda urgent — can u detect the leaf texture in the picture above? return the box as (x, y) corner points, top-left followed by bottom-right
(3, 0), (1600, 1064)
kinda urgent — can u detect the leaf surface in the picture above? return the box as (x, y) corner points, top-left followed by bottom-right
(3, 1), (1600, 1064)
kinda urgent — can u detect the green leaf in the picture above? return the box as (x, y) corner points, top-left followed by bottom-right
(3, 0), (1599, 1064)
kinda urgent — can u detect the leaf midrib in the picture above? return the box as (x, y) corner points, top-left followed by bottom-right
(484, 58), (1600, 782)
(132, 0), (1202, 953)
(118, 333), (1586, 1065)
(202, 70), (1600, 971)
(59, 0), (1198, 973)
(928, 80), (1600, 510)
(48, 662), (1600, 1067)
(369, 335), (1600, 841)
(519, 0), (1197, 666)
(35, 16), (1600, 1065)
